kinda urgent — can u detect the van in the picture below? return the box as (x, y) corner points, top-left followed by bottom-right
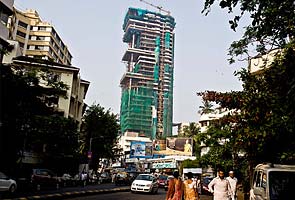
(250, 163), (295, 200)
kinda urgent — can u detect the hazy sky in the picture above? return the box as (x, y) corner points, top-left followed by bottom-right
(14, 0), (246, 123)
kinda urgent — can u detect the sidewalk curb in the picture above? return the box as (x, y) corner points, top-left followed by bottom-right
(4, 188), (130, 200)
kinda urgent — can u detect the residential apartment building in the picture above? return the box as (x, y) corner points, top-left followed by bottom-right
(8, 8), (72, 65)
(2, 6), (89, 125)
(120, 8), (176, 139)
(198, 110), (230, 156)
(11, 56), (89, 125)
(0, 0), (14, 62)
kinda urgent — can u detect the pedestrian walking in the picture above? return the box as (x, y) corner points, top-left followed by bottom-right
(183, 172), (200, 200)
(166, 171), (183, 200)
(226, 171), (238, 200)
(208, 169), (232, 200)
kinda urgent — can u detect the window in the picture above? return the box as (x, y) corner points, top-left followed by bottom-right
(37, 36), (45, 40)
(269, 171), (294, 200)
(18, 20), (28, 29)
(19, 42), (24, 48)
(29, 35), (36, 40)
(38, 26), (46, 31)
(16, 30), (26, 38)
(48, 72), (61, 82)
(35, 45), (44, 50)
(0, 11), (9, 25)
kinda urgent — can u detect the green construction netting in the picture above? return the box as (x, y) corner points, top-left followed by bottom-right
(165, 32), (171, 48)
(154, 65), (159, 82)
(164, 64), (170, 73)
(133, 64), (140, 73)
(120, 87), (155, 137)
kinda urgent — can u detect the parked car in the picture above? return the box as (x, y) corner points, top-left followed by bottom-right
(164, 175), (174, 191)
(0, 171), (17, 194)
(201, 176), (213, 195)
(250, 163), (295, 200)
(157, 175), (168, 188)
(131, 174), (158, 194)
(30, 169), (61, 190)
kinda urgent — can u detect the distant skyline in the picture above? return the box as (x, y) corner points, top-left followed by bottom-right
(14, 0), (246, 123)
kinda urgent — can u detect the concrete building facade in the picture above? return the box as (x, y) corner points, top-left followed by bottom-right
(2, 5), (90, 125)
(8, 8), (72, 65)
(120, 8), (176, 139)
(11, 56), (89, 126)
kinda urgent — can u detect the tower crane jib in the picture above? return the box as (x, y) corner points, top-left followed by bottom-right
(139, 0), (171, 15)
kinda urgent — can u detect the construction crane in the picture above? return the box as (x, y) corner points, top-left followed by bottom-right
(139, 0), (171, 15)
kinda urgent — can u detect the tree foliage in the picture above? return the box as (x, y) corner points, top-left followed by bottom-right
(202, 0), (295, 63)
(198, 99), (214, 115)
(182, 122), (200, 137)
(200, 0), (295, 193)
(81, 104), (121, 170)
(0, 63), (79, 174)
(197, 47), (295, 193)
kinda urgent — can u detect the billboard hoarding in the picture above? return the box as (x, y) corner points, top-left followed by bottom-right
(152, 138), (193, 156)
(130, 141), (153, 158)
(166, 137), (193, 156)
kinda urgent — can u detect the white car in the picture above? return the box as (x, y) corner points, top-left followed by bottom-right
(0, 171), (17, 194)
(131, 174), (158, 194)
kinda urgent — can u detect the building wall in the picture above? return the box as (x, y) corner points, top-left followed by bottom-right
(118, 131), (152, 154)
(58, 72), (74, 118)
(249, 49), (281, 73)
(198, 111), (229, 156)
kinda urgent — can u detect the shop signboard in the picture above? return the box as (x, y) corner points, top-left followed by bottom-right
(152, 162), (176, 169)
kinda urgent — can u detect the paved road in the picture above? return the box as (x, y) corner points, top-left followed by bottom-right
(1, 183), (129, 199)
(67, 189), (213, 200)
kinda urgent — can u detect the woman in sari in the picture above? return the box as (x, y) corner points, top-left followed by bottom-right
(166, 171), (183, 200)
(183, 172), (200, 200)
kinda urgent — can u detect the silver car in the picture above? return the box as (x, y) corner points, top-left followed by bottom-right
(0, 171), (17, 193)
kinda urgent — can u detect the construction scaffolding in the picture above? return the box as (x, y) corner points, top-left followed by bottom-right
(120, 7), (176, 139)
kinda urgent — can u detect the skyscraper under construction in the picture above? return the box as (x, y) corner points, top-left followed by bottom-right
(120, 7), (176, 139)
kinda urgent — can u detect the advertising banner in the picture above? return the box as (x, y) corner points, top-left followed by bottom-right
(152, 138), (193, 156)
(130, 141), (153, 158)
(166, 137), (193, 156)
(153, 139), (166, 152)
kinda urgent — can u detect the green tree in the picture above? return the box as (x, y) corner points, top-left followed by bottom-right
(202, 0), (295, 63)
(200, 0), (295, 194)
(198, 99), (214, 115)
(81, 104), (121, 170)
(0, 63), (78, 174)
(182, 122), (200, 137)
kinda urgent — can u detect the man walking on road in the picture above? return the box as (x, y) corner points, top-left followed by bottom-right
(226, 171), (238, 200)
(208, 169), (232, 200)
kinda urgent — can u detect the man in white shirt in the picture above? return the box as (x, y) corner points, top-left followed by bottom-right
(226, 171), (238, 200)
(208, 169), (232, 200)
